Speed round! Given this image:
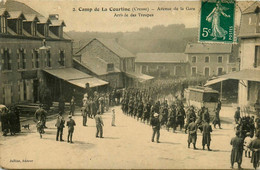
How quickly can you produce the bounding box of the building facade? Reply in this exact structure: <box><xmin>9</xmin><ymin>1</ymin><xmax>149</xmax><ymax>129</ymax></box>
<box><xmin>185</xmin><ymin>43</ymin><xmax>238</xmax><ymax>77</ymax></box>
<box><xmin>74</xmin><ymin>38</ymin><xmax>153</xmax><ymax>88</ymax></box>
<box><xmin>135</xmin><ymin>53</ymin><xmax>188</xmax><ymax>78</ymax></box>
<box><xmin>0</xmin><ymin>1</ymin><xmax>107</xmax><ymax>106</ymax></box>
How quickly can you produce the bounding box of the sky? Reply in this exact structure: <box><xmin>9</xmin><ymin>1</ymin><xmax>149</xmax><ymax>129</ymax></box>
<box><xmin>11</xmin><ymin>0</ymin><xmax>254</xmax><ymax>32</ymax></box>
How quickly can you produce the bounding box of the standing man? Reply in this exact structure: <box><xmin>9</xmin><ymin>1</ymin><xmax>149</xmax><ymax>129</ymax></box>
<box><xmin>230</xmin><ymin>131</ymin><xmax>244</xmax><ymax>169</ymax></box>
<box><xmin>201</xmin><ymin>120</ymin><xmax>213</xmax><ymax>151</ymax></box>
<box><xmin>82</xmin><ymin>107</ymin><xmax>87</xmax><ymax>126</ymax></box>
<box><xmin>187</xmin><ymin>117</ymin><xmax>198</xmax><ymax>150</ymax></box>
<box><xmin>111</xmin><ymin>109</ymin><xmax>116</xmax><ymax>126</ymax></box>
<box><xmin>67</xmin><ymin>115</ymin><xmax>76</xmax><ymax>143</ymax></box>
<box><xmin>69</xmin><ymin>96</ymin><xmax>75</xmax><ymax>116</ymax></box>
<box><xmin>213</xmin><ymin>109</ymin><xmax>222</xmax><ymax>129</ymax></box>
<box><xmin>234</xmin><ymin>107</ymin><xmax>241</xmax><ymax>124</ymax></box>
<box><xmin>95</xmin><ymin>111</ymin><xmax>104</xmax><ymax>138</ymax></box>
<box><xmin>55</xmin><ymin>112</ymin><xmax>65</xmax><ymax>141</ymax></box>
<box><xmin>150</xmin><ymin>113</ymin><xmax>160</xmax><ymax>143</ymax></box>
<box><xmin>248</xmin><ymin>131</ymin><xmax>260</xmax><ymax>170</ymax></box>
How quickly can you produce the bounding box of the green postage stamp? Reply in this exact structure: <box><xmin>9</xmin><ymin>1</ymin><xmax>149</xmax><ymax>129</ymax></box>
<box><xmin>199</xmin><ymin>0</ymin><xmax>236</xmax><ymax>43</ymax></box>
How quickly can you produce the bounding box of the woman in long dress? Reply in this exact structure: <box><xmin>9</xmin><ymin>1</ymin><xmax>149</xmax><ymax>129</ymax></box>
<box><xmin>206</xmin><ymin>1</ymin><xmax>230</xmax><ymax>40</ymax></box>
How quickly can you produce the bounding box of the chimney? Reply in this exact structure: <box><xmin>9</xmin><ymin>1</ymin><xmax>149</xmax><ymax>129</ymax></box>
<box><xmin>49</xmin><ymin>14</ymin><xmax>59</xmax><ymax>20</ymax></box>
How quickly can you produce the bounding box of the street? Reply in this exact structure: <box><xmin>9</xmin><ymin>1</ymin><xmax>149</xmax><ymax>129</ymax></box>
<box><xmin>0</xmin><ymin>106</ymin><xmax>256</xmax><ymax>169</ymax></box>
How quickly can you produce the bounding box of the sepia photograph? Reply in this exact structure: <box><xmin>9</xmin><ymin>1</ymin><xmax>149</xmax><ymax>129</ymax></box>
<box><xmin>0</xmin><ymin>0</ymin><xmax>260</xmax><ymax>169</ymax></box>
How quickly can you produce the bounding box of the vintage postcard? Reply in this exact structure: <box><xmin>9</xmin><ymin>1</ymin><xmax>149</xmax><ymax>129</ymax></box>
<box><xmin>0</xmin><ymin>0</ymin><xmax>260</xmax><ymax>169</ymax></box>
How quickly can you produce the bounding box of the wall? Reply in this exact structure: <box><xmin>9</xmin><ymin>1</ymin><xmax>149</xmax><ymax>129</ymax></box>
<box><xmin>0</xmin><ymin>35</ymin><xmax>72</xmax><ymax>105</ymax></box>
<box><xmin>240</xmin><ymin>38</ymin><xmax>260</xmax><ymax>70</ymax></box>
<box><xmin>187</xmin><ymin>53</ymin><xmax>231</xmax><ymax>76</ymax></box>
<box><xmin>80</xmin><ymin>39</ymin><xmax>121</xmax><ymax>69</ymax></box>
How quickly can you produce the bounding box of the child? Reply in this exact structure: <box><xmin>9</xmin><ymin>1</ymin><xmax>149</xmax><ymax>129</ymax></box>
<box><xmin>244</xmin><ymin>133</ymin><xmax>253</xmax><ymax>158</ymax></box>
<box><xmin>36</xmin><ymin>121</ymin><xmax>44</xmax><ymax>138</ymax></box>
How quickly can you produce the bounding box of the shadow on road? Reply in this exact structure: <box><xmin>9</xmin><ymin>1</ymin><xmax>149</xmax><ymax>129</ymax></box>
<box><xmin>160</xmin><ymin>141</ymin><xmax>181</xmax><ymax>145</ymax></box>
<box><xmin>101</xmin><ymin>136</ymin><xmax>120</xmax><ymax>140</ymax></box>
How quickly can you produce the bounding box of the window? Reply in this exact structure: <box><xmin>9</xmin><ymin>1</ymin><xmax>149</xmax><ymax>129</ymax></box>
<box><xmin>18</xmin><ymin>48</ymin><xmax>26</xmax><ymax>69</ymax></box>
<box><xmin>204</xmin><ymin>67</ymin><xmax>210</xmax><ymax>77</ymax></box>
<box><xmin>107</xmin><ymin>63</ymin><xmax>114</xmax><ymax>72</ymax></box>
<box><xmin>17</xmin><ymin>19</ymin><xmax>23</xmax><ymax>35</ymax></box>
<box><xmin>191</xmin><ymin>67</ymin><xmax>197</xmax><ymax>76</ymax></box>
<box><xmin>205</xmin><ymin>56</ymin><xmax>210</xmax><ymax>63</ymax></box>
<box><xmin>46</xmin><ymin>50</ymin><xmax>51</xmax><ymax>67</ymax></box>
<box><xmin>217</xmin><ymin>67</ymin><xmax>223</xmax><ymax>75</ymax></box>
<box><xmin>32</xmin><ymin>50</ymin><xmax>39</xmax><ymax>69</ymax></box>
<box><xmin>232</xmin><ymin>68</ymin><xmax>236</xmax><ymax>72</ymax></box>
<box><xmin>218</xmin><ymin>56</ymin><xmax>223</xmax><ymax>63</ymax></box>
<box><xmin>141</xmin><ymin>65</ymin><xmax>148</xmax><ymax>74</ymax></box>
<box><xmin>2</xmin><ymin>48</ymin><xmax>11</xmax><ymax>70</ymax></box>
<box><xmin>192</xmin><ymin>56</ymin><xmax>196</xmax><ymax>63</ymax></box>
<box><xmin>3</xmin><ymin>84</ymin><xmax>12</xmax><ymax>105</ymax></box>
<box><xmin>254</xmin><ymin>46</ymin><xmax>260</xmax><ymax>68</ymax></box>
<box><xmin>59</xmin><ymin>50</ymin><xmax>65</xmax><ymax>66</ymax></box>
<box><xmin>0</xmin><ymin>16</ymin><xmax>7</xmax><ymax>33</ymax></box>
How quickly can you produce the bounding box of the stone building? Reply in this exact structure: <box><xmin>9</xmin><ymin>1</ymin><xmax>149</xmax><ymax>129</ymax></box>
<box><xmin>135</xmin><ymin>53</ymin><xmax>188</xmax><ymax>78</ymax></box>
<box><xmin>205</xmin><ymin>2</ymin><xmax>260</xmax><ymax>110</ymax></box>
<box><xmin>0</xmin><ymin>1</ymin><xmax>107</xmax><ymax>106</ymax></box>
<box><xmin>74</xmin><ymin>38</ymin><xmax>153</xmax><ymax>89</ymax></box>
<box><xmin>185</xmin><ymin>43</ymin><xmax>238</xmax><ymax>77</ymax></box>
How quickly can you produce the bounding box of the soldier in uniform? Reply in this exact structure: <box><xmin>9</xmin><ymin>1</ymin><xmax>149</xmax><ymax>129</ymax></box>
<box><xmin>185</xmin><ymin>106</ymin><xmax>196</xmax><ymax>133</ymax></box>
<box><xmin>201</xmin><ymin>120</ymin><xmax>213</xmax><ymax>151</ymax></box>
<box><xmin>137</xmin><ymin>101</ymin><xmax>144</xmax><ymax>122</ymax></box>
<box><xmin>203</xmin><ymin>108</ymin><xmax>210</xmax><ymax>124</ymax></box>
<box><xmin>128</xmin><ymin>98</ymin><xmax>134</xmax><ymax>117</ymax></box>
<box><xmin>95</xmin><ymin>111</ymin><xmax>104</xmax><ymax>138</ymax></box>
<box><xmin>230</xmin><ymin>131</ymin><xmax>244</xmax><ymax>169</ymax></box>
<box><xmin>187</xmin><ymin>117</ymin><xmax>197</xmax><ymax>150</ymax></box>
<box><xmin>248</xmin><ymin>131</ymin><xmax>260</xmax><ymax>170</ymax></box>
<box><xmin>55</xmin><ymin>112</ymin><xmax>65</xmax><ymax>141</ymax></box>
<box><xmin>213</xmin><ymin>109</ymin><xmax>222</xmax><ymax>129</ymax></box>
<box><xmin>144</xmin><ymin>102</ymin><xmax>151</xmax><ymax>124</ymax></box>
<box><xmin>234</xmin><ymin>107</ymin><xmax>241</xmax><ymax>124</ymax></box>
<box><xmin>67</xmin><ymin>115</ymin><xmax>76</xmax><ymax>143</ymax></box>
<box><xmin>151</xmin><ymin>113</ymin><xmax>160</xmax><ymax>143</ymax></box>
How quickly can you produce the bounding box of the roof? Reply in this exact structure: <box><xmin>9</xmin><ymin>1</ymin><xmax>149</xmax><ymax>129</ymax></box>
<box><xmin>37</xmin><ymin>16</ymin><xmax>51</xmax><ymax>24</ymax></box>
<box><xmin>43</xmin><ymin>68</ymin><xmax>92</xmax><ymax>80</ymax></box>
<box><xmin>74</xmin><ymin>55</ymin><xmax>121</xmax><ymax>76</ymax></box>
<box><xmin>24</xmin><ymin>14</ymin><xmax>39</xmax><ymax>22</ymax></box>
<box><xmin>2</xmin><ymin>0</ymin><xmax>43</xmax><ymax>16</ymax></box>
<box><xmin>8</xmin><ymin>11</ymin><xmax>26</xmax><ymax>20</ymax></box>
<box><xmin>204</xmin><ymin>69</ymin><xmax>260</xmax><ymax>86</ymax></box>
<box><xmin>0</xmin><ymin>8</ymin><xmax>9</xmax><ymax>17</ymax></box>
<box><xmin>43</xmin><ymin>68</ymin><xmax>108</xmax><ymax>88</ymax></box>
<box><xmin>50</xmin><ymin>19</ymin><xmax>66</xmax><ymax>27</ymax></box>
<box><xmin>185</xmin><ymin>43</ymin><xmax>232</xmax><ymax>54</ymax></box>
<box><xmin>243</xmin><ymin>2</ymin><xmax>260</xmax><ymax>14</ymax></box>
<box><xmin>76</xmin><ymin>38</ymin><xmax>136</xmax><ymax>58</ymax></box>
<box><xmin>125</xmin><ymin>72</ymin><xmax>154</xmax><ymax>82</ymax></box>
<box><xmin>188</xmin><ymin>86</ymin><xmax>219</xmax><ymax>93</ymax></box>
<box><xmin>136</xmin><ymin>53</ymin><xmax>188</xmax><ymax>63</ymax></box>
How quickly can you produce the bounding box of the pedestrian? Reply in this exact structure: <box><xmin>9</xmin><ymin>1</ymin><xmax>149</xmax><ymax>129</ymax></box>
<box><xmin>151</xmin><ymin>113</ymin><xmax>160</xmax><ymax>143</ymax></box>
<box><xmin>201</xmin><ymin>120</ymin><xmax>213</xmax><ymax>151</ymax></box>
<box><xmin>95</xmin><ymin>111</ymin><xmax>104</xmax><ymax>138</ymax></box>
<box><xmin>34</xmin><ymin>104</ymin><xmax>47</xmax><ymax>129</ymax></box>
<box><xmin>248</xmin><ymin>131</ymin><xmax>260</xmax><ymax>170</ymax></box>
<box><xmin>8</xmin><ymin>107</ymin><xmax>16</xmax><ymax>136</ymax></box>
<box><xmin>213</xmin><ymin>109</ymin><xmax>222</xmax><ymax>129</ymax></box>
<box><xmin>82</xmin><ymin>107</ymin><xmax>87</xmax><ymax>126</ymax></box>
<box><xmin>66</xmin><ymin>115</ymin><xmax>76</xmax><ymax>143</ymax></box>
<box><xmin>69</xmin><ymin>96</ymin><xmax>75</xmax><ymax>116</ymax></box>
<box><xmin>244</xmin><ymin>132</ymin><xmax>253</xmax><ymax>158</ymax></box>
<box><xmin>36</xmin><ymin>120</ymin><xmax>44</xmax><ymax>139</ymax></box>
<box><xmin>187</xmin><ymin>117</ymin><xmax>197</xmax><ymax>150</ymax></box>
<box><xmin>55</xmin><ymin>112</ymin><xmax>65</xmax><ymax>141</ymax></box>
<box><xmin>230</xmin><ymin>131</ymin><xmax>244</xmax><ymax>169</ymax></box>
<box><xmin>111</xmin><ymin>109</ymin><xmax>116</xmax><ymax>126</ymax></box>
<box><xmin>234</xmin><ymin>107</ymin><xmax>241</xmax><ymax>124</ymax></box>
<box><xmin>203</xmin><ymin>108</ymin><xmax>210</xmax><ymax>123</ymax></box>
<box><xmin>1</xmin><ymin>106</ymin><xmax>9</xmax><ymax>136</ymax></box>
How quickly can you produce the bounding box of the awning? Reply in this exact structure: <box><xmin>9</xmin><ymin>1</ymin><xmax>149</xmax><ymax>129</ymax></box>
<box><xmin>204</xmin><ymin>69</ymin><xmax>260</xmax><ymax>86</ymax></box>
<box><xmin>43</xmin><ymin>68</ymin><xmax>108</xmax><ymax>88</ymax></box>
<box><xmin>125</xmin><ymin>72</ymin><xmax>154</xmax><ymax>82</ymax></box>
<box><xmin>68</xmin><ymin>77</ymin><xmax>108</xmax><ymax>88</ymax></box>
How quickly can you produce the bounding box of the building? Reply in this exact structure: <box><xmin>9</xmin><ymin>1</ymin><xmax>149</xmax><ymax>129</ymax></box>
<box><xmin>0</xmin><ymin>1</ymin><xmax>108</xmax><ymax>106</ymax></box>
<box><xmin>135</xmin><ymin>53</ymin><xmax>188</xmax><ymax>78</ymax></box>
<box><xmin>185</xmin><ymin>43</ymin><xmax>238</xmax><ymax>77</ymax></box>
<box><xmin>74</xmin><ymin>38</ymin><xmax>153</xmax><ymax>89</ymax></box>
<box><xmin>205</xmin><ymin>2</ymin><xmax>260</xmax><ymax>110</ymax></box>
